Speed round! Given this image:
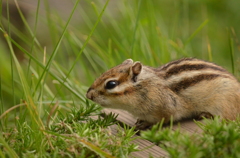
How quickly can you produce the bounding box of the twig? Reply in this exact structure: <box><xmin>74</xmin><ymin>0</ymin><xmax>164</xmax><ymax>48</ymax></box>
<box><xmin>0</xmin><ymin>103</ymin><xmax>26</xmax><ymax>119</ymax></box>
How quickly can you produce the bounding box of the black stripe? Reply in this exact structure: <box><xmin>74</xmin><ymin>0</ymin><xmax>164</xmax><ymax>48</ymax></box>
<box><xmin>164</xmin><ymin>64</ymin><xmax>226</xmax><ymax>79</ymax></box>
<box><xmin>160</xmin><ymin>58</ymin><xmax>195</xmax><ymax>71</ymax></box>
<box><xmin>170</xmin><ymin>74</ymin><xmax>222</xmax><ymax>93</ymax></box>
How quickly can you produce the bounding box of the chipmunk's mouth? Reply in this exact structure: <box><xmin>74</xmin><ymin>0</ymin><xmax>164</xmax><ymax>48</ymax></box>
<box><xmin>86</xmin><ymin>90</ymin><xmax>106</xmax><ymax>105</ymax></box>
<box><xmin>86</xmin><ymin>88</ymin><xmax>96</xmax><ymax>101</ymax></box>
<box><xmin>86</xmin><ymin>89</ymin><xmax>115</xmax><ymax>108</ymax></box>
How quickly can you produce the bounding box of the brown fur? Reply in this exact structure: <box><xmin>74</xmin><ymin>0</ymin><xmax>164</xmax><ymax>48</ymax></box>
<box><xmin>86</xmin><ymin>58</ymin><xmax>240</xmax><ymax>129</ymax></box>
<box><xmin>163</xmin><ymin>63</ymin><xmax>227</xmax><ymax>79</ymax></box>
<box><xmin>170</xmin><ymin>74</ymin><xmax>223</xmax><ymax>93</ymax></box>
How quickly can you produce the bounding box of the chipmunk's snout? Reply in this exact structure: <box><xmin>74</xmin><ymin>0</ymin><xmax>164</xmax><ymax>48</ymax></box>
<box><xmin>86</xmin><ymin>87</ymin><xmax>94</xmax><ymax>100</ymax></box>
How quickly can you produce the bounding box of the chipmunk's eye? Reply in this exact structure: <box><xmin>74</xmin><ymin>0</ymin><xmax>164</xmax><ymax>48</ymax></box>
<box><xmin>105</xmin><ymin>80</ymin><xmax>118</xmax><ymax>89</ymax></box>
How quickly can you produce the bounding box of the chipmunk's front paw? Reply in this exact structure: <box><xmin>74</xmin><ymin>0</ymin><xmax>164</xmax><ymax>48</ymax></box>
<box><xmin>135</xmin><ymin>119</ymin><xmax>153</xmax><ymax>130</ymax></box>
<box><xmin>197</xmin><ymin>112</ymin><xmax>214</xmax><ymax>120</ymax></box>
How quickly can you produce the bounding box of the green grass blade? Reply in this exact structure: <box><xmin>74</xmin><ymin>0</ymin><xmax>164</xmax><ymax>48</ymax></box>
<box><xmin>184</xmin><ymin>19</ymin><xmax>209</xmax><ymax>47</ymax></box>
<box><xmin>0</xmin><ymin>134</ymin><xmax>18</xmax><ymax>158</ymax></box>
<box><xmin>2</xmin><ymin>38</ymin><xmax>85</xmax><ymax>101</ymax></box>
<box><xmin>4</xmin><ymin>32</ymin><xmax>44</xmax><ymax>129</ymax></box>
<box><xmin>228</xmin><ymin>28</ymin><xmax>235</xmax><ymax>74</ymax></box>
<box><xmin>13</xmin><ymin>0</ymin><xmax>41</xmax><ymax>47</ymax></box>
<box><xmin>27</xmin><ymin>0</ymin><xmax>41</xmax><ymax>78</ymax></box>
<box><xmin>68</xmin><ymin>0</ymin><xmax>110</xmax><ymax>76</ymax></box>
<box><xmin>130</xmin><ymin>0</ymin><xmax>142</xmax><ymax>56</ymax></box>
<box><xmin>49</xmin><ymin>0</ymin><xmax>110</xmax><ymax>102</ymax></box>
<box><xmin>43</xmin><ymin>0</ymin><xmax>58</xmax><ymax>44</ymax></box>
<box><xmin>0</xmin><ymin>68</ymin><xmax>3</xmax><ymax>129</ymax></box>
<box><xmin>207</xmin><ymin>37</ymin><xmax>212</xmax><ymax>61</ymax></box>
<box><xmin>33</xmin><ymin>0</ymin><xmax>81</xmax><ymax>98</ymax></box>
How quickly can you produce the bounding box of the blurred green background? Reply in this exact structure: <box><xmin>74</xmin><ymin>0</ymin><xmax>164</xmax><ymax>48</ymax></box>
<box><xmin>1</xmin><ymin>0</ymin><xmax>240</xmax><ymax>110</ymax></box>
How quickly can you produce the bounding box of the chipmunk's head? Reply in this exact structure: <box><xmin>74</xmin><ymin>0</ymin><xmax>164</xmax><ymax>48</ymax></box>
<box><xmin>86</xmin><ymin>59</ymin><xmax>143</xmax><ymax>108</ymax></box>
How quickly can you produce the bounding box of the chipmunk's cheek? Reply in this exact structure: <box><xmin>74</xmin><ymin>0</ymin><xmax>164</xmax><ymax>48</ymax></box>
<box><xmin>93</xmin><ymin>97</ymin><xmax>111</xmax><ymax>107</ymax></box>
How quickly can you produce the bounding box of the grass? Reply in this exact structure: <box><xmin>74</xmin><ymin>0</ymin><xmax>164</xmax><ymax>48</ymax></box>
<box><xmin>141</xmin><ymin>118</ymin><xmax>240</xmax><ymax>158</ymax></box>
<box><xmin>0</xmin><ymin>0</ymin><xmax>240</xmax><ymax>157</ymax></box>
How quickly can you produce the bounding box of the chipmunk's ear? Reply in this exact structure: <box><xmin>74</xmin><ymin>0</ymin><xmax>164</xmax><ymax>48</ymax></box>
<box><xmin>131</xmin><ymin>62</ymin><xmax>142</xmax><ymax>82</ymax></box>
<box><xmin>122</xmin><ymin>59</ymin><xmax>133</xmax><ymax>65</ymax></box>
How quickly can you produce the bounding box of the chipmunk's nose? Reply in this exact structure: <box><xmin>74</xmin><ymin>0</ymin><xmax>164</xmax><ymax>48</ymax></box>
<box><xmin>86</xmin><ymin>88</ymin><xmax>94</xmax><ymax>100</ymax></box>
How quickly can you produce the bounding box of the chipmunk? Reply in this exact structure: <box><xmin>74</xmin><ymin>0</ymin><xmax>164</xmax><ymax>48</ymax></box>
<box><xmin>86</xmin><ymin>58</ymin><xmax>240</xmax><ymax>130</ymax></box>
